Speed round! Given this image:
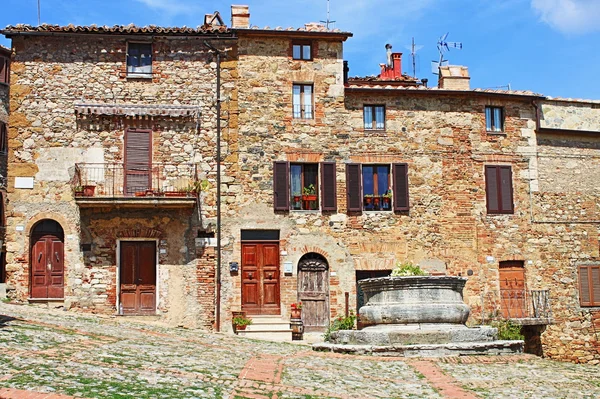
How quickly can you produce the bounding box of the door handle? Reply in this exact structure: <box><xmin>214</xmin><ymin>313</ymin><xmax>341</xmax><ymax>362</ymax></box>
<box><xmin>38</xmin><ymin>253</ymin><xmax>43</xmax><ymax>262</ymax></box>
<box><xmin>248</xmin><ymin>272</ymin><xmax>253</xmax><ymax>280</ymax></box>
<box><xmin>268</xmin><ymin>273</ymin><xmax>273</xmax><ymax>280</ymax></box>
<box><xmin>56</xmin><ymin>252</ymin><xmax>60</xmax><ymax>262</ymax></box>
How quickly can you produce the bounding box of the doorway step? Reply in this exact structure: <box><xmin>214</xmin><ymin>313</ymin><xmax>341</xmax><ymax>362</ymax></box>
<box><xmin>236</xmin><ymin>315</ymin><xmax>293</xmax><ymax>342</ymax></box>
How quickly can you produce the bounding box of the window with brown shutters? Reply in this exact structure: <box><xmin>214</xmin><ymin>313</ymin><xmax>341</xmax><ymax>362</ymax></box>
<box><xmin>290</xmin><ymin>163</ymin><xmax>318</xmax><ymax>210</ymax></box>
<box><xmin>321</xmin><ymin>162</ymin><xmax>337</xmax><ymax>211</ymax></box>
<box><xmin>124</xmin><ymin>129</ymin><xmax>152</xmax><ymax>196</ymax></box>
<box><xmin>393</xmin><ymin>163</ymin><xmax>409</xmax><ymax>211</ymax></box>
<box><xmin>0</xmin><ymin>54</ymin><xmax>9</xmax><ymax>85</ymax></box>
<box><xmin>273</xmin><ymin>161</ymin><xmax>290</xmax><ymax>211</ymax></box>
<box><xmin>579</xmin><ymin>265</ymin><xmax>600</xmax><ymax>307</ymax></box>
<box><xmin>346</xmin><ymin>164</ymin><xmax>362</xmax><ymax>212</ymax></box>
<box><xmin>485</xmin><ymin>165</ymin><xmax>514</xmax><ymax>214</ymax></box>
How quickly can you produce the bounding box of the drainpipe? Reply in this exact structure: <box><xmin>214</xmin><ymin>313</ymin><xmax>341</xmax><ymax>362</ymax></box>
<box><xmin>205</xmin><ymin>41</ymin><xmax>223</xmax><ymax>332</ymax></box>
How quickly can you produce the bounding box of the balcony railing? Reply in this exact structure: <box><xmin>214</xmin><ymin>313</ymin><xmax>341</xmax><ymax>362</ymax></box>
<box><xmin>481</xmin><ymin>289</ymin><xmax>553</xmax><ymax>325</ymax></box>
<box><xmin>74</xmin><ymin>163</ymin><xmax>198</xmax><ymax>198</ymax></box>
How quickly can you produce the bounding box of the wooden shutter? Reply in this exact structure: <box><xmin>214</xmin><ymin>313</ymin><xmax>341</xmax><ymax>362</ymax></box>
<box><xmin>321</xmin><ymin>162</ymin><xmax>337</xmax><ymax>211</ymax></box>
<box><xmin>125</xmin><ymin>129</ymin><xmax>152</xmax><ymax>195</ymax></box>
<box><xmin>393</xmin><ymin>163</ymin><xmax>409</xmax><ymax>211</ymax></box>
<box><xmin>345</xmin><ymin>164</ymin><xmax>362</xmax><ymax>212</ymax></box>
<box><xmin>273</xmin><ymin>161</ymin><xmax>289</xmax><ymax>211</ymax></box>
<box><xmin>499</xmin><ymin>166</ymin><xmax>514</xmax><ymax>213</ymax></box>
<box><xmin>485</xmin><ymin>166</ymin><xmax>500</xmax><ymax>213</ymax></box>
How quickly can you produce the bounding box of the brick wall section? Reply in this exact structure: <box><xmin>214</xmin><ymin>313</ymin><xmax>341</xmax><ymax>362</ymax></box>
<box><xmin>196</xmin><ymin>245</ymin><xmax>216</xmax><ymax>331</ymax></box>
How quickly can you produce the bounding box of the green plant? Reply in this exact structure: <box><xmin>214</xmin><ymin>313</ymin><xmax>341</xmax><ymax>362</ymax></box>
<box><xmin>391</xmin><ymin>261</ymin><xmax>427</xmax><ymax>276</ymax></box>
<box><xmin>323</xmin><ymin>311</ymin><xmax>356</xmax><ymax>342</ymax></box>
<box><xmin>364</xmin><ymin>194</ymin><xmax>374</xmax><ymax>198</ymax></box>
<box><xmin>302</xmin><ymin>184</ymin><xmax>315</xmax><ymax>195</ymax></box>
<box><xmin>382</xmin><ymin>189</ymin><xmax>393</xmax><ymax>198</ymax></box>
<box><xmin>232</xmin><ymin>315</ymin><xmax>253</xmax><ymax>327</ymax></box>
<box><xmin>73</xmin><ymin>185</ymin><xmax>83</xmax><ymax>192</ymax></box>
<box><xmin>491</xmin><ymin>320</ymin><xmax>524</xmax><ymax>340</ymax></box>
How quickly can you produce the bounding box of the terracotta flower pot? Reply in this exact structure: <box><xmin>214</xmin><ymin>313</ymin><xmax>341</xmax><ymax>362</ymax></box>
<box><xmin>291</xmin><ymin>308</ymin><xmax>302</xmax><ymax>319</ymax></box>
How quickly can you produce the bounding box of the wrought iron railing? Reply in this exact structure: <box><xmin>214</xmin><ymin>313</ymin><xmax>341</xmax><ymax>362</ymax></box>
<box><xmin>74</xmin><ymin>163</ymin><xmax>198</xmax><ymax>198</ymax></box>
<box><xmin>481</xmin><ymin>289</ymin><xmax>552</xmax><ymax>324</ymax></box>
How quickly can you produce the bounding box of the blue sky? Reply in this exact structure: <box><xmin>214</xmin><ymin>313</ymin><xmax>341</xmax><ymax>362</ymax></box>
<box><xmin>1</xmin><ymin>0</ymin><xmax>599</xmax><ymax>99</ymax></box>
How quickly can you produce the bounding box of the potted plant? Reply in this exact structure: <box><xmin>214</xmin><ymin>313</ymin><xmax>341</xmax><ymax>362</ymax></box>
<box><xmin>382</xmin><ymin>190</ymin><xmax>392</xmax><ymax>209</ymax></box>
<box><xmin>302</xmin><ymin>184</ymin><xmax>316</xmax><ymax>200</ymax></box>
<box><xmin>73</xmin><ymin>185</ymin><xmax>84</xmax><ymax>196</ymax></box>
<box><xmin>82</xmin><ymin>185</ymin><xmax>96</xmax><ymax>197</ymax></box>
<box><xmin>291</xmin><ymin>302</ymin><xmax>302</xmax><ymax>319</ymax></box>
<box><xmin>364</xmin><ymin>194</ymin><xmax>373</xmax><ymax>205</ymax></box>
<box><xmin>232</xmin><ymin>315</ymin><xmax>253</xmax><ymax>332</ymax></box>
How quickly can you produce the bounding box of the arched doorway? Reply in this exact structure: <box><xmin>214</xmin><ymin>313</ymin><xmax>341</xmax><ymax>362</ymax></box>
<box><xmin>30</xmin><ymin>219</ymin><xmax>65</xmax><ymax>299</ymax></box>
<box><xmin>297</xmin><ymin>253</ymin><xmax>329</xmax><ymax>331</ymax></box>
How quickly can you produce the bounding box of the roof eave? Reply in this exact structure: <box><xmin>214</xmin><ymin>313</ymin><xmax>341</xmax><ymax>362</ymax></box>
<box><xmin>232</xmin><ymin>28</ymin><xmax>352</xmax><ymax>41</ymax></box>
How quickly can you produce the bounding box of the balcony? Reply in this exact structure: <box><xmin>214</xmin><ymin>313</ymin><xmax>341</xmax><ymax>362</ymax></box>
<box><xmin>482</xmin><ymin>289</ymin><xmax>553</xmax><ymax>326</ymax></box>
<box><xmin>73</xmin><ymin>163</ymin><xmax>200</xmax><ymax>208</ymax></box>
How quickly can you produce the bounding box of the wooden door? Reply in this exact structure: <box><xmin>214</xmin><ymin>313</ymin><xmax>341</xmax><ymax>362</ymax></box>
<box><xmin>124</xmin><ymin>129</ymin><xmax>152</xmax><ymax>196</ymax></box>
<box><xmin>297</xmin><ymin>254</ymin><xmax>329</xmax><ymax>331</ymax></box>
<box><xmin>30</xmin><ymin>235</ymin><xmax>64</xmax><ymax>299</ymax></box>
<box><xmin>120</xmin><ymin>241</ymin><xmax>156</xmax><ymax>315</ymax></box>
<box><xmin>499</xmin><ymin>262</ymin><xmax>526</xmax><ymax>318</ymax></box>
<box><xmin>241</xmin><ymin>243</ymin><xmax>280</xmax><ymax>315</ymax></box>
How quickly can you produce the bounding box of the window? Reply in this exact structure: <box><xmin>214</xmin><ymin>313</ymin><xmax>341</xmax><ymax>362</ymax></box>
<box><xmin>127</xmin><ymin>43</ymin><xmax>152</xmax><ymax>77</ymax></box>
<box><xmin>273</xmin><ymin>161</ymin><xmax>336</xmax><ymax>211</ymax></box>
<box><xmin>364</xmin><ymin>105</ymin><xmax>385</xmax><ymax>130</ymax></box>
<box><xmin>0</xmin><ymin>122</ymin><xmax>7</xmax><ymax>154</ymax></box>
<box><xmin>485</xmin><ymin>165</ymin><xmax>514</xmax><ymax>214</ymax></box>
<box><xmin>0</xmin><ymin>54</ymin><xmax>9</xmax><ymax>84</ymax></box>
<box><xmin>292</xmin><ymin>84</ymin><xmax>313</xmax><ymax>119</ymax></box>
<box><xmin>346</xmin><ymin>163</ymin><xmax>409</xmax><ymax>212</ymax></box>
<box><xmin>485</xmin><ymin>106</ymin><xmax>504</xmax><ymax>132</ymax></box>
<box><xmin>292</xmin><ymin>42</ymin><xmax>312</xmax><ymax>60</ymax></box>
<box><xmin>579</xmin><ymin>265</ymin><xmax>600</xmax><ymax>307</ymax></box>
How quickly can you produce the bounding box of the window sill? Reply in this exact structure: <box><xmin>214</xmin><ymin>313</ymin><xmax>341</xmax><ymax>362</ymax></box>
<box><xmin>126</xmin><ymin>74</ymin><xmax>153</xmax><ymax>80</ymax></box>
<box><xmin>364</xmin><ymin>129</ymin><xmax>386</xmax><ymax>132</ymax></box>
<box><xmin>290</xmin><ymin>210</ymin><xmax>320</xmax><ymax>213</ymax></box>
<box><xmin>292</xmin><ymin>58</ymin><xmax>313</xmax><ymax>61</ymax></box>
<box><xmin>485</xmin><ymin>130</ymin><xmax>506</xmax><ymax>135</ymax></box>
<box><xmin>486</xmin><ymin>212</ymin><xmax>515</xmax><ymax>216</ymax></box>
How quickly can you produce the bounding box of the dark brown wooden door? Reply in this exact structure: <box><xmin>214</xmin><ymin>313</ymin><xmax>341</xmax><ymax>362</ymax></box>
<box><xmin>241</xmin><ymin>243</ymin><xmax>280</xmax><ymax>315</ymax></box>
<box><xmin>298</xmin><ymin>254</ymin><xmax>329</xmax><ymax>331</ymax></box>
<box><xmin>30</xmin><ymin>235</ymin><xmax>64</xmax><ymax>299</ymax></box>
<box><xmin>500</xmin><ymin>262</ymin><xmax>526</xmax><ymax>318</ymax></box>
<box><xmin>124</xmin><ymin>129</ymin><xmax>152</xmax><ymax>196</ymax></box>
<box><xmin>120</xmin><ymin>241</ymin><xmax>156</xmax><ymax>315</ymax></box>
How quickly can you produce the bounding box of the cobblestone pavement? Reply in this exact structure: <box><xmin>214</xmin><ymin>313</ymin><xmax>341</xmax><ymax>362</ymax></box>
<box><xmin>1</xmin><ymin>303</ymin><xmax>600</xmax><ymax>399</ymax></box>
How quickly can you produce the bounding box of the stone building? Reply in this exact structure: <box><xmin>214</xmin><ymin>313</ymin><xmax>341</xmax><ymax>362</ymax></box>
<box><xmin>2</xmin><ymin>5</ymin><xmax>600</xmax><ymax>363</ymax></box>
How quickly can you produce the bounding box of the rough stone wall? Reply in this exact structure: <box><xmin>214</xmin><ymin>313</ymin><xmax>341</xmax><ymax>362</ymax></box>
<box><xmin>5</xmin><ymin>33</ymin><xmax>234</xmax><ymax>326</ymax></box>
<box><xmin>540</xmin><ymin>100</ymin><xmax>600</xmax><ymax>132</ymax></box>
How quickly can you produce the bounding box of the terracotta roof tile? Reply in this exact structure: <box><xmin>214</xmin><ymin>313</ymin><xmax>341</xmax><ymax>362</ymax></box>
<box><xmin>2</xmin><ymin>23</ymin><xmax>230</xmax><ymax>35</ymax></box>
<box><xmin>346</xmin><ymin>83</ymin><xmax>543</xmax><ymax>97</ymax></box>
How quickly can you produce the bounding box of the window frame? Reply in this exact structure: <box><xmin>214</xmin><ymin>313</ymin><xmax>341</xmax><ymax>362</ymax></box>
<box><xmin>126</xmin><ymin>42</ymin><xmax>153</xmax><ymax>78</ymax></box>
<box><xmin>485</xmin><ymin>106</ymin><xmax>504</xmax><ymax>133</ymax></box>
<box><xmin>485</xmin><ymin>165</ymin><xmax>514</xmax><ymax>214</ymax></box>
<box><xmin>292</xmin><ymin>41</ymin><xmax>313</xmax><ymax>61</ymax></box>
<box><xmin>579</xmin><ymin>264</ymin><xmax>600</xmax><ymax>307</ymax></box>
<box><xmin>273</xmin><ymin>161</ymin><xmax>337</xmax><ymax>212</ymax></box>
<box><xmin>290</xmin><ymin>163</ymin><xmax>319</xmax><ymax>211</ymax></box>
<box><xmin>363</xmin><ymin>105</ymin><xmax>386</xmax><ymax>131</ymax></box>
<box><xmin>292</xmin><ymin>83</ymin><xmax>314</xmax><ymax>120</ymax></box>
<box><xmin>346</xmin><ymin>163</ymin><xmax>409</xmax><ymax>213</ymax></box>
<box><xmin>0</xmin><ymin>53</ymin><xmax>9</xmax><ymax>85</ymax></box>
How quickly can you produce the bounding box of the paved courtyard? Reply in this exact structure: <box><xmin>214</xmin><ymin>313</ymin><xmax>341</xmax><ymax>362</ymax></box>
<box><xmin>0</xmin><ymin>302</ymin><xmax>599</xmax><ymax>399</ymax></box>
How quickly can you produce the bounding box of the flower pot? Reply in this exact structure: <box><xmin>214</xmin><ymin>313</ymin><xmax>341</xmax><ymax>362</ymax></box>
<box><xmin>235</xmin><ymin>324</ymin><xmax>247</xmax><ymax>331</ymax></box>
<box><xmin>83</xmin><ymin>185</ymin><xmax>95</xmax><ymax>197</ymax></box>
<box><xmin>364</xmin><ymin>196</ymin><xmax>372</xmax><ymax>204</ymax></box>
<box><xmin>291</xmin><ymin>308</ymin><xmax>302</xmax><ymax>319</ymax></box>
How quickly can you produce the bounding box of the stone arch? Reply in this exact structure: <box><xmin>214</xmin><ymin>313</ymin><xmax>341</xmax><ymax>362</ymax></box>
<box><xmin>297</xmin><ymin>252</ymin><xmax>330</xmax><ymax>331</ymax></box>
<box><xmin>29</xmin><ymin>218</ymin><xmax>65</xmax><ymax>299</ymax></box>
<box><xmin>25</xmin><ymin>212</ymin><xmax>74</xmax><ymax>239</ymax></box>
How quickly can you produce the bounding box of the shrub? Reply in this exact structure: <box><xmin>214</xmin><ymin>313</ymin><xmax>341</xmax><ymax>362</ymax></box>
<box><xmin>232</xmin><ymin>315</ymin><xmax>253</xmax><ymax>327</ymax></box>
<box><xmin>492</xmin><ymin>320</ymin><xmax>524</xmax><ymax>340</ymax></box>
<box><xmin>391</xmin><ymin>261</ymin><xmax>427</xmax><ymax>276</ymax></box>
<box><xmin>323</xmin><ymin>311</ymin><xmax>356</xmax><ymax>342</ymax></box>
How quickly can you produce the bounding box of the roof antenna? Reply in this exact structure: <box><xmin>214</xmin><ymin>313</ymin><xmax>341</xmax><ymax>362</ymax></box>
<box><xmin>319</xmin><ymin>0</ymin><xmax>336</xmax><ymax>29</ymax></box>
<box><xmin>405</xmin><ymin>37</ymin><xmax>423</xmax><ymax>78</ymax></box>
<box><xmin>37</xmin><ymin>0</ymin><xmax>41</xmax><ymax>26</ymax></box>
<box><xmin>431</xmin><ymin>32</ymin><xmax>462</xmax><ymax>75</ymax></box>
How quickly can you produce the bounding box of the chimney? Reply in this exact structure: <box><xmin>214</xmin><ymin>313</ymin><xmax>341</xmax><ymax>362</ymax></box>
<box><xmin>438</xmin><ymin>65</ymin><xmax>470</xmax><ymax>90</ymax></box>
<box><xmin>379</xmin><ymin>44</ymin><xmax>403</xmax><ymax>80</ymax></box>
<box><xmin>231</xmin><ymin>5</ymin><xmax>250</xmax><ymax>28</ymax></box>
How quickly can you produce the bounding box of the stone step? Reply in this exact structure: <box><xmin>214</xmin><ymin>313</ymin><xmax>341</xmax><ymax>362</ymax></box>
<box><xmin>236</xmin><ymin>315</ymin><xmax>295</xmax><ymax>341</ymax></box>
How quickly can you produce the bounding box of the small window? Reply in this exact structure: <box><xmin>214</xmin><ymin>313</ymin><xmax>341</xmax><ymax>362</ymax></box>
<box><xmin>292</xmin><ymin>42</ymin><xmax>312</xmax><ymax>60</ymax></box>
<box><xmin>293</xmin><ymin>84</ymin><xmax>313</xmax><ymax>119</ymax></box>
<box><xmin>291</xmin><ymin>163</ymin><xmax>319</xmax><ymax>210</ymax></box>
<box><xmin>362</xmin><ymin>165</ymin><xmax>391</xmax><ymax>211</ymax></box>
<box><xmin>346</xmin><ymin>164</ymin><xmax>409</xmax><ymax>212</ymax></box>
<box><xmin>485</xmin><ymin>106</ymin><xmax>504</xmax><ymax>132</ymax></box>
<box><xmin>579</xmin><ymin>265</ymin><xmax>600</xmax><ymax>307</ymax></box>
<box><xmin>485</xmin><ymin>165</ymin><xmax>514</xmax><ymax>214</ymax></box>
<box><xmin>127</xmin><ymin>43</ymin><xmax>152</xmax><ymax>78</ymax></box>
<box><xmin>0</xmin><ymin>54</ymin><xmax>9</xmax><ymax>84</ymax></box>
<box><xmin>364</xmin><ymin>105</ymin><xmax>385</xmax><ymax>130</ymax></box>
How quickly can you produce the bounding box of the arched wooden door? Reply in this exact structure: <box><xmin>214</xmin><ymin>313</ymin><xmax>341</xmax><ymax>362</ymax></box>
<box><xmin>499</xmin><ymin>261</ymin><xmax>526</xmax><ymax>318</ymax></box>
<box><xmin>30</xmin><ymin>220</ymin><xmax>64</xmax><ymax>299</ymax></box>
<box><xmin>297</xmin><ymin>253</ymin><xmax>329</xmax><ymax>331</ymax></box>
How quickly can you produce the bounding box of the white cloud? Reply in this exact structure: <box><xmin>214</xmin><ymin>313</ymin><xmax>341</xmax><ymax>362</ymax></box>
<box><xmin>531</xmin><ymin>0</ymin><xmax>600</xmax><ymax>34</ymax></box>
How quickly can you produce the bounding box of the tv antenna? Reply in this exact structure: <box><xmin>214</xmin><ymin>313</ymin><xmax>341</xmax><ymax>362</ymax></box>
<box><xmin>431</xmin><ymin>32</ymin><xmax>462</xmax><ymax>75</ymax></box>
<box><xmin>319</xmin><ymin>0</ymin><xmax>336</xmax><ymax>29</ymax></box>
<box><xmin>37</xmin><ymin>0</ymin><xmax>41</xmax><ymax>26</ymax></box>
<box><xmin>405</xmin><ymin>37</ymin><xmax>423</xmax><ymax>78</ymax></box>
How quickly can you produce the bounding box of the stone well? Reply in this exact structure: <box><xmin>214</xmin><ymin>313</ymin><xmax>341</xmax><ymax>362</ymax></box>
<box><xmin>313</xmin><ymin>276</ymin><xmax>523</xmax><ymax>357</ymax></box>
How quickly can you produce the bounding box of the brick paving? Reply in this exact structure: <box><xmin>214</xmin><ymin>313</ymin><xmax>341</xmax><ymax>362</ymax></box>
<box><xmin>1</xmin><ymin>303</ymin><xmax>600</xmax><ymax>399</ymax></box>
